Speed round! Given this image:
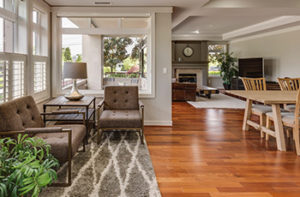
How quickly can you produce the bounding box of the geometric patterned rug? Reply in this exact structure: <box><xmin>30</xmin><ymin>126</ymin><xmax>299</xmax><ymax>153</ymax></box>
<box><xmin>40</xmin><ymin>131</ymin><xmax>161</xmax><ymax>197</ymax></box>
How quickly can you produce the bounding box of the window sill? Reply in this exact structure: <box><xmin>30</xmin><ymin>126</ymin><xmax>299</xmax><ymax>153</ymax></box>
<box><xmin>59</xmin><ymin>89</ymin><xmax>155</xmax><ymax>99</ymax></box>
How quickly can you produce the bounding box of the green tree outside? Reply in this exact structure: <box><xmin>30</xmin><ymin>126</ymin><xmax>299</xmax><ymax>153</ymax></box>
<box><xmin>63</xmin><ymin>47</ymin><xmax>72</xmax><ymax>62</ymax></box>
<box><xmin>103</xmin><ymin>37</ymin><xmax>133</xmax><ymax>73</ymax></box>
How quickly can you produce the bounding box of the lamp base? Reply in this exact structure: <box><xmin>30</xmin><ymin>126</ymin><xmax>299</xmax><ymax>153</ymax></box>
<box><xmin>64</xmin><ymin>79</ymin><xmax>84</xmax><ymax>101</ymax></box>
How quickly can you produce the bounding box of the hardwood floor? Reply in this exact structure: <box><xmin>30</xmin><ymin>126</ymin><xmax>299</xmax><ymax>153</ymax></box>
<box><xmin>145</xmin><ymin>102</ymin><xmax>300</xmax><ymax>197</ymax></box>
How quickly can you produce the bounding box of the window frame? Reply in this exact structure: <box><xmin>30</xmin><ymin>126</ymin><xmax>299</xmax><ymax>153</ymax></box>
<box><xmin>52</xmin><ymin>9</ymin><xmax>156</xmax><ymax>98</ymax></box>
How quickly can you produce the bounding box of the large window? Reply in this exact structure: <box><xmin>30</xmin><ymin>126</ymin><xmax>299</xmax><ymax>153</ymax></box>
<box><xmin>59</xmin><ymin>16</ymin><xmax>153</xmax><ymax>95</ymax></box>
<box><xmin>61</xmin><ymin>34</ymin><xmax>84</xmax><ymax>89</ymax></box>
<box><xmin>32</xmin><ymin>8</ymin><xmax>47</xmax><ymax>56</ymax></box>
<box><xmin>31</xmin><ymin>7</ymin><xmax>49</xmax><ymax>96</ymax></box>
<box><xmin>208</xmin><ymin>44</ymin><xmax>227</xmax><ymax>76</ymax></box>
<box><xmin>102</xmin><ymin>36</ymin><xmax>148</xmax><ymax>90</ymax></box>
<box><xmin>0</xmin><ymin>0</ymin><xmax>50</xmax><ymax>103</ymax></box>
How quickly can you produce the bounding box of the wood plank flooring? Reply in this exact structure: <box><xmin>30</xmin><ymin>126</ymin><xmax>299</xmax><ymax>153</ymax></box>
<box><xmin>145</xmin><ymin>102</ymin><xmax>300</xmax><ymax>197</ymax></box>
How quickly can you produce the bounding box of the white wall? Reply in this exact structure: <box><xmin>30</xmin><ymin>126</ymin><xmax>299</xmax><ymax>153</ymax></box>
<box><xmin>230</xmin><ymin>27</ymin><xmax>300</xmax><ymax>81</ymax></box>
<box><xmin>142</xmin><ymin>13</ymin><xmax>172</xmax><ymax>126</ymax></box>
<box><xmin>82</xmin><ymin>35</ymin><xmax>102</xmax><ymax>89</ymax></box>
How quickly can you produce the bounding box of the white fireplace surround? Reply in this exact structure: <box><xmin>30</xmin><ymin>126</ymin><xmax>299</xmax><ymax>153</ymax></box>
<box><xmin>176</xmin><ymin>68</ymin><xmax>203</xmax><ymax>88</ymax></box>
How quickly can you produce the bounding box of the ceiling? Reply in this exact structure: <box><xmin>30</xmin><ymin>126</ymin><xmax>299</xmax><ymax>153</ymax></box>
<box><xmin>45</xmin><ymin>0</ymin><xmax>300</xmax><ymax>40</ymax></box>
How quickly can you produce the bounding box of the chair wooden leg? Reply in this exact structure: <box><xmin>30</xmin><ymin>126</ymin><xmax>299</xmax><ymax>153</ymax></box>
<box><xmin>285</xmin><ymin>128</ymin><xmax>291</xmax><ymax>138</ymax></box>
<box><xmin>293</xmin><ymin>127</ymin><xmax>300</xmax><ymax>156</ymax></box>
<box><xmin>266</xmin><ymin>116</ymin><xmax>271</xmax><ymax>141</ymax></box>
<box><xmin>140</xmin><ymin>129</ymin><xmax>144</xmax><ymax>144</ymax></box>
<box><xmin>97</xmin><ymin>129</ymin><xmax>101</xmax><ymax>144</ymax></box>
<box><xmin>82</xmin><ymin>142</ymin><xmax>86</xmax><ymax>152</ymax></box>
<box><xmin>260</xmin><ymin>114</ymin><xmax>266</xmax><ymax>138</ymax></box>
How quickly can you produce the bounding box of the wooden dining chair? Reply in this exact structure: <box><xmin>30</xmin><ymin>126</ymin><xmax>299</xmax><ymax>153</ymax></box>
<box><xmin>278</xmin><ymin>77</ymin><xmax>300</xmax><ymax>112</ymax></box>
<box><xmin>241</xmin><ymin>77</ymin><xmax>267</xmax><ymax>91</ymax></box>
<box><xmin>240</xmin><ymin>77</ymin><xmax>272</xmax><ymax>138</ymax></box>
<box><xmin>265</xmin><ymin>89</ymin><xmax>300</xmax><ymax>155</ymax></box>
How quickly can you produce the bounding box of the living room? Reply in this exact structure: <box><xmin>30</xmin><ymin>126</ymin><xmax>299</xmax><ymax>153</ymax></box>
<box><xmin>1</xmin><ymin>0</ymin><xmax>300</xmax><ymax>197</ymax></box>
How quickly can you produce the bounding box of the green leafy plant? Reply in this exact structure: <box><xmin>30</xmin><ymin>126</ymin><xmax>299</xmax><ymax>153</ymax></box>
<box><xmin>215</xmin><ymin>52</ymin><xmax>238</xmax><ymax>89</ymax></box>
<box><xmin>0</xmin><ymin>134</ymin><xmax>59</xmax><ymax>197</ymax></box>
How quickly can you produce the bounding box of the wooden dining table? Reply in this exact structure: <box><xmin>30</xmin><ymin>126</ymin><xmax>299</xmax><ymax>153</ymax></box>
<box><xmin>227</xmin><ymin>90</ymin><xmax>298</xmax><ymax>151</ymax></box>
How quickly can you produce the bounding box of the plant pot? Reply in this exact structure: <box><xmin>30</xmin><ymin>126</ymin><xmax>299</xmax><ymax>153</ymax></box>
<box><xmin>223</xmin><ymin>83</ymin><xmax>231</xmax><ymax>90</ymax></box>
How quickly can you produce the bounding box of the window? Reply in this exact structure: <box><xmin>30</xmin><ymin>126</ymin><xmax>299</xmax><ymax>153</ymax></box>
<box><xmin>59</xmin><ymin>16</ymin><xmax>153</xmax><ymax>95</ymax></box>
<box><xmin>0</xmin><ymin>55</ymin><xmax>26</xmax><ymax>102</ymax></box>
<box><xmin>0</xmin><ymin>17</ymin><xmax>15</xmax><ymax>53</ymax></box>
<box><xmin>11</xmin><ymin>60</ymin><xmax>24</xmax><ymax>99</ymax></box>
<box><xmin>0</xmin><ymin>1</ymin><xmax>50</xmax><ymax>104</ymax></box>
<box><xmin>0</xmin><ymin>0</ymin><xmax>26</xmax><ymax>54</ymax></box>
<box><xmin>34</xmin><ymin>61</ymin><xmax>46</xmax><ymax>93</ymax></box>
<box><xmin>31</xmin><ymin>6</ymin><xmax>49</xmax><ymax>100</ymax></box>
<box><xmin>208</xmin><ymin>44</ymin><xmax>227</xmax><ymax>76</ymax></box>
<box><xmin>32</xmin><ymin>8</ymin><xmax>47</xmax><ymax>56</ymax></box>
<box><xmin>103</xmin><ymin>36</ymin><xmax>148</xmax><ymax>91</ymax></box>
<box><xmin>0</xmin><ymin>60</ymin><xmax>8</xmax><ymax>102</ymax></box>
<box><xmin>0</xmin><ymin>0</ymin><xmax>15</xmax><ymax>12</ymax></box>
<box><xmin>61</xmin><ymin>34</ymin><xmax>84</xmax><ymax>89</ymax></box>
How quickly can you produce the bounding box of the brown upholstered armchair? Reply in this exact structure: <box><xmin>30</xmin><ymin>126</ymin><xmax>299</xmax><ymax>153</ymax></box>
<box><xmin>0</xmin><ymin>96</ymin><xmax>86</xmax><ymax>186</ymax></box>
<box><xmin>97</xmin><ymin>86</ymin><xmax>144</xmax><ymax>144</ymax></box>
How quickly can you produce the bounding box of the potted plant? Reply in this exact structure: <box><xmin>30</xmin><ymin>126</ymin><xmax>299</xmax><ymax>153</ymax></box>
<box><xmin>216</xmin><ymin>52</ymin><xmax>238</xmax><ymax>90</ymax></box>
<box><xmin>0</xmin><ymin>134</ymin><xmax>59</xmax><ymax>197</ymax></box>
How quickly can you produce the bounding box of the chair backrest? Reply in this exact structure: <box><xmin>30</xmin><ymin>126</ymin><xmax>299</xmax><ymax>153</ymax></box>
<box><xmin>240</xmin><ymin>77</ymin><xmax>267</xmax><ymax>91</ymax></box>
<box><xmin>295</xmin><ymin>89</ymin><xmax>300</xmax><ymax>129</ymax></box>
<box><xmin>0</xmin><ymin>96</ymin><xmax>44</xmax><ymax>132</ymax></box>
<box><xmin>104</xmin><ymin>86</ymin><xmax>139</xmax><ymax>110</ymax></box>
<box><xmin>278</xmin><ymin>77</ymin><xmax>300</xmax><ymax>91</ymax></box>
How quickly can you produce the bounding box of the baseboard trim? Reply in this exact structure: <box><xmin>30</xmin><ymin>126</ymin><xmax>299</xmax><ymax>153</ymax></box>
<box><xmin>144</xmin><ymin>120</ymin><xmax>173</xmax><ymax>126</ymax></box>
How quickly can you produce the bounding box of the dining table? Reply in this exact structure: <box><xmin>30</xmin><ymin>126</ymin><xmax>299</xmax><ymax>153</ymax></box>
<box><xmin>226</xmin><ymin>90</ymin><xmax>298</xmax><ymax>151</ymax></box>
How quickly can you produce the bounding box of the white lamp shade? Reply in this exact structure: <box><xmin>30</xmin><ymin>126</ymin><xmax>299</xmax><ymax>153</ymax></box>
<box><xmin>63</xmin><ymin>62</ymin><xmax>87</xmax><ymax>79</ymax></box>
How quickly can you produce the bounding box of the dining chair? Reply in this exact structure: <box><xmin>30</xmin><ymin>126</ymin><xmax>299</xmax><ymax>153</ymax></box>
<box><xmin>265</xmin><ymin>89</ymin><xmax>300</xmax><ymax>155</ymax></box>
<box><xmin>278</xmin><ymin>77</ymin><xmax>300</xmax><ymax>112</ymax></box>
<box><xmin>240</xmin><ymin>77</ymin><xmax>272</xmax><ymax>138</ymax></box>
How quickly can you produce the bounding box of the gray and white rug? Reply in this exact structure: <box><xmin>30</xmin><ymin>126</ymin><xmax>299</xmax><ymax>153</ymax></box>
<box><xmin>41</xmin><ymin>131</ymin><xmax>161</xmax><ymax>197</ymax></box>
<box><xmin>188</xmin><ymin>94</ymin><xmax>246</xmax><ymax>109</ymax></box>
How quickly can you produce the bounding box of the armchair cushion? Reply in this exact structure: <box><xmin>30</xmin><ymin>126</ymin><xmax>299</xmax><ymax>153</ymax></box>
<box><xmin>34</xmin><ymin>124</ymin><xmax>86</xmax><ymax>163</ymax></box>
<box><xmin>99</xmin><ymin>110</ymin><xmax>142</xmax><ymax>129</ymax></box>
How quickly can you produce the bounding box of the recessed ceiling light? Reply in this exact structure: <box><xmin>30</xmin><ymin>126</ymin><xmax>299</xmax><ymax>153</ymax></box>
<box><xmin>94</xmin><ymin>1</ymin><xmax>112</xmax><ymax>5</ymax></box>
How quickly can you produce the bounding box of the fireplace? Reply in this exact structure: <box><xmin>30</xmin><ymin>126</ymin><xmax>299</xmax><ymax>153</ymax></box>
<box><xmin>175</xmin><ymin>68</ymin><xmax>204</xmax><ymax>88</ymax></box>
<box><xmin>178</xmin><ymin>74</ymin><xmax>197</xmax><ymax>83</ymax></box>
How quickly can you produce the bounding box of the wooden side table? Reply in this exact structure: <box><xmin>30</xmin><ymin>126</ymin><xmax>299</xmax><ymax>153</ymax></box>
<box><xmin>43</xmin><ymin>96</ymin><xmax>96</xmax><ymax>143</ymax></box>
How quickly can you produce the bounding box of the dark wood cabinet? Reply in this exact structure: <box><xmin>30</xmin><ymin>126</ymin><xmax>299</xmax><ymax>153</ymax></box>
<box><xmin>172</xmin><ymin>83</ymin><xmax>196</xmax><ymax>101</ymax></box>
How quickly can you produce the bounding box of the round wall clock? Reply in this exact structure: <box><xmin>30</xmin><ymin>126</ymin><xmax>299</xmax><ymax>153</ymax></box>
<box><xmin>183</xmin><ymin>46</ymin><xmax>194</xmax><ymax>57</ymax></box>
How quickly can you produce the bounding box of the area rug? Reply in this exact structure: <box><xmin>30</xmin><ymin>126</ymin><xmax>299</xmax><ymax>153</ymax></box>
<box><xmin>187</xmin><ymin>94</ymin><xmax>246</xmax><ymax>109</ymax></box>
<box><xmin>40</xmin><ymin>131</ymin><xmax>161</xmax><ymax>197</ymax></box>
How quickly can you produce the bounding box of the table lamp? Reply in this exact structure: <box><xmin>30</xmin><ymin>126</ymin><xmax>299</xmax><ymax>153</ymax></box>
<box><xmin>63</xmin><ymin>62</ymin><xmax>87</xmax><ymax>101</ymax></box>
